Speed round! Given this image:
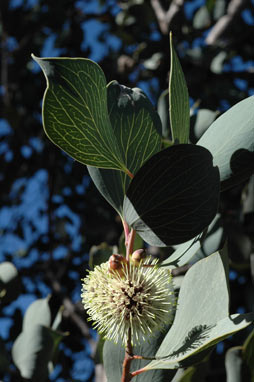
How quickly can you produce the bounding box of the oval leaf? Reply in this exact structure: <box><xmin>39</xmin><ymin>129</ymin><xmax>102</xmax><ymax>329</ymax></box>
<box><xmin>23</xmin><ymin>297</ymin><xmax>51</xmax><ymax>332</ymax></box>
<box><xmin>88</xmin><ymin>81</ymin><xmax>162</xmax><ymax>215</ymax></box>
<box><xmin>12</xmin><ymin>325</ymin><xmax>54</xmax><ymax>381</ymax></box>
<box><xmin>198</xmin><ymin>96</ymin><xmax>254</xmax><ymax>190</ymax></box>
<box><xmin>144</xmin><ymin>252</ymin><xmax>254</xmax><ymax>370</ymax></box>
<box><xmin>162</xmin><ymin>214</ymin><xmax>224</xmax><ymax>268</ymax></box>
<box><xmin>123</xmin><ymin>144</ymin><xmax>220</xmax><ymax>246</ymax></box>
<box><xmin>32</xmin><ymin>55</ymin><xmax>128</xmax><ymax>172</ymax></box>
<box><xmin>103</xmin><ymin>331</ymin><xmax>176</xmax><ymax>382</ymax></box>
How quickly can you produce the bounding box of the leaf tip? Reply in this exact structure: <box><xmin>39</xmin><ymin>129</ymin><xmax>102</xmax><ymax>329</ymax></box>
<box><xmin>31</xmin><ymin>54</ymin><xmax>41</xmax><ymax>65</ymax></box>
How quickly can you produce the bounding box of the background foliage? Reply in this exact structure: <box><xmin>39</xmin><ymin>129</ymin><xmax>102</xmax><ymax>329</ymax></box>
<box><xmin>0</xmin><ymin>0</ymin><xmax>253</xmax><ymax>381</ymax></box>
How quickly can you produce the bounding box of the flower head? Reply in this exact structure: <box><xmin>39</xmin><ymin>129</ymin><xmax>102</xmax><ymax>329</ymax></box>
<box><xmin>81</xmin><ymin>258</ymin><xmax>175</xmax><ymax>345</ymax></box>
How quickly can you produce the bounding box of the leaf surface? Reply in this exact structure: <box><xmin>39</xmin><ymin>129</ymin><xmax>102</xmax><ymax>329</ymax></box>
<box><xmin>12</xmin><ymin>325</ymin><xmax>55</xmax><ymax>381</ymax></box>
<box><xmin>162</xmin><ymin>214</ymin><xmax>224</xmax><ymax>268</ymax></box>
<box><xmin>198</xmin><ymin>96</ymin><xmax>254</xmax><ymax>190</ymax></box>
<box><xmin>169</xmin><ymin>33</ymin><xmax>190</xmax><ymax>144</ymax></box>
<box><xmin>124</xmin><ymin>144</ymin><xmax>220</xmax><ymax>246</ymax></box>
<box><xmin>103</xmin><ymin>330</ymin><xmax>176</xmax><ymax>382</ymax></box>
<box><xmin>144</xmin><ymin>252</ymin><xmax>254</xmax><ymax>370</ymax></box>
<box><xmin>225</xmin><ymin>347</ymin><xmax>244</xmax><ymax>382</ymax></box>
<box><xmin>22</xmin><ymin>297</ymin><xmax>51</xmax><ymax>332</ymax></box>
<box><xmin>88</xmin><ymin>81</ymin><xmax>162</xmax><ymax>215</ymax></box>
<box><xmin>33</xmin><ymin>56</ymin><xmax>128</xmax><ymax>172</ymax></box>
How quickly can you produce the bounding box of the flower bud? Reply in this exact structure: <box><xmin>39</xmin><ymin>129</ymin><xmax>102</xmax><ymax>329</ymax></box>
<box><xmin>131</xmin><ymin>249</ymin><xmax>146</xmax><ymax>266</ymax></box>
<box><xmin>108</xmin><ymin>254</ymin><xmax>128</xmax><ymax>277</ymax></box>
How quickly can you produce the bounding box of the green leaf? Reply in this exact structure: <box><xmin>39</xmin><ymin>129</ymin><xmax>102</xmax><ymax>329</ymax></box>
<box><xmin>162</xmin><ymin>213</ymin><xmax>224</xmax><ymax>268</ymax></box>
<box><xmin>123</xmin><ymin>144</ymin><xmax>220</xmax><ymax>246</ymax></box>
<box><xmin>22</xmin><ymin>297</ymin><xmax>51</xmax><ymax>331</ymax></box>
<box><xmin>169</xmin><ymin>33</ymin><xmax>190</xmax><ymax>144</ymax></box>
<box><xmin>198</xmin><ymin>96</ymin><xmax>254</xmax><ymax>190</ymax></box>
<box><xmin>191</xmin><ymin>214</ymin><xmax>225</xmax><ymax>263</ymax></box>
<box><xmin>32</xmin><ymin>55</ymin><xmax>128</xmax><ymax>172</ymax></box>
<box><xmin>144</xmin><ymin>252</ymin><xmax>254</xmax><ymax>370</ymax></box>
<box><xmin>88</xmin><ymin>166</ymin><xmax>128</xmax><ymax>216</ymax></box>
<box><xmin>103</xmin><ymin>331</ymin><xmax>176</xmax><ymax>382</ymax></box>
<box><xmin>12</xmin><ymin>325</ymin><xmax>55</xmax><ymax>381</ymax></box>
<box><xmin>161</xmin><ymin>236</ymin><xmax>203</xmax><ymax>268</ymax></box>
<box><xmin>88</xmin><ymin>81</ymin><xmax>162</xmax><ymax>215</ymax></box>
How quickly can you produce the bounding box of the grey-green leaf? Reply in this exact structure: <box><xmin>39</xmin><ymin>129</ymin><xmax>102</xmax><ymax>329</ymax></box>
<box><xmin>103</xmin><ymin>331</ymin><xmax>176</xmax><ymax>382</ymax></box>
<box><xmin>169</xmin><ymin>33</ymin><xmax>190</xmax><ymax>144</ymax></box>
<box><xmin>198</xmin><ymin>96</ymin><xmax>254</xmax><ymax>190</ymax></box>
<box><xmin>32</xmin><ymin>55</ymin><xmax>128</xmax><ymax>173</ymax></box>
<box><xmin>0</xmin><ymin>261</ymin><xmax>20</xmax><ymax>304</ymax></box>
<box><xmin>12</xmin><ymin>325</ymin><xmax>55</xmax><ymax>381</ymax></box>
<box><xmin>144</xmin><ymin>252</ymin><xmax>254</xmax><ymax>370</ymax></box>
<box><xmin>161</xmin><ymin>214</ymin><xmax>224</xmax><ymax>268</ymax></box>
<box><xmin>190</xmin><ymin>109</ymin><xmax>219</xmax><ymax>142</ymax></box>
<box><xmin>157</xmin><ymin>89</ymin><xmax>170</xmax><ymax>139</ymax></box>
<box><xmin>22</xmin><ymin>297</ymin><xmax>51</xmax><ymax>332</ymax></box>
<box><xmin>225</xmin><ymin>347</ymin><xmax>244</xmax><ymax>382</ymax></box>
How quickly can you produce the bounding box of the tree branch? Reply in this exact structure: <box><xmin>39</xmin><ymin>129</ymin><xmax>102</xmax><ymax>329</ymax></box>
<box><xmin>205</xmin><ymin>0</ymin><xmax>248</xmax><ymax>46</ymax></box>
<box><xmin>150</xmin><ymin>0</ymin><xmax>184</xmax><ymax>34</ymax></box>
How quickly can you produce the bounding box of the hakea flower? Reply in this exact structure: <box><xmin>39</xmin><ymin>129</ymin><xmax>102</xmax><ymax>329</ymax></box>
<box><xmin>81</xmin><ymin>256</ymin><xmax>175</xmax><ymax>346</ymax></box>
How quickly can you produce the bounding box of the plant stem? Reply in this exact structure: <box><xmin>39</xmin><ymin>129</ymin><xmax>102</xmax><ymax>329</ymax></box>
<box><xmin>131</xmin><ymin>367</ymin><xmax>147</xmax><ymax>377</ymax></box>
<box><xmin>126</xmin><ymin>228</ymin><xmax>136</xmax><ymax>261</ymax></box>
<box><xmin>126</xmin><ymin>168</ymin><xmax>134</xmax><ymax>179</ymax></box>
<box><xmin>121</xmin><ymin>329</ymin><xmax>133</xmax><ymax>382</ymax></box>
<box><xmin>122</xmin><ymin>219</ymin><xmax>130</xmax><ymax>248</ymax></box>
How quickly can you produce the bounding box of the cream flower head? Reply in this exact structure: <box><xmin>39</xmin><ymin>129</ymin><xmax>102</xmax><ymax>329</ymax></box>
<box><xmin>81</xmin><ymin>257</ymin><xmax>175</xmax><ymax>346</ymax></box>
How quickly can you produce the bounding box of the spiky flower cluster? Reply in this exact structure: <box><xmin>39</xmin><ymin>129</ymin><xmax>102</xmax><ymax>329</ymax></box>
<box><xmin>81</xmin><ymin>258</ymin><xmax>175</xmax><ymax>345</ymax></box>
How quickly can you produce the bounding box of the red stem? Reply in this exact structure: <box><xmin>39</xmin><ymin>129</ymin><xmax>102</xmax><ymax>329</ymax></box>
<box><xmin>126</xmin><ymin>228</ymin><xmax>136</xmax><ymax>262</ymax></box>
<box><xmin>121</xmin><ymin>329</ymin><xmax>133</xmax><ymax>382</ymax></box>
<box><xmin>131</xmin><ymin>368</ymin><xmax>147</xmax><ymax>377</ymax></box>
<box><xmin>126</xmin><ymin>169</ymin><xmax>134</xmax><ymax>179</ymax></box>
<box><xmin>122</xmin><ymin>219</ymin><xmax>130</xmax><ymax>248</ymax></box>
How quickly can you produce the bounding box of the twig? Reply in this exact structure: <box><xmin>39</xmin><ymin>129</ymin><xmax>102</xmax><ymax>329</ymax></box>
<box><xmin>150</xmin><ymin>0</ymin><xmax>184</xmax><ymax>34</ymax></box>
<box><xmin>205</xmin><ymin>0</ymin><xmax>248</xmax><ymax>45</ymax></box>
